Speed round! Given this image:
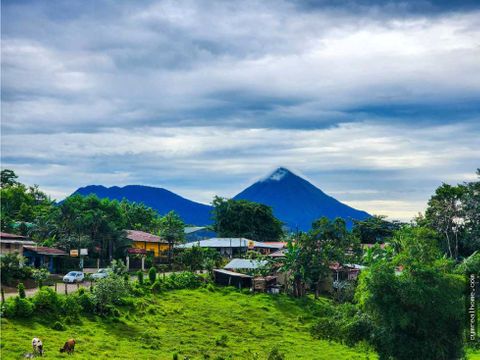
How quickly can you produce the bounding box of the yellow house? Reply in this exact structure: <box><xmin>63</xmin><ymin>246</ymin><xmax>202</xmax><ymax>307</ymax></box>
<box><xmin>126</xmin><ymin>230</ymin><xmax>169</xmax><ymax>257</ymax></box>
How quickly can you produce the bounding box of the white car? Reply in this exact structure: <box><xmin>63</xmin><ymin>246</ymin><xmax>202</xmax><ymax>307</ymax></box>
<box><xmin>91</xmin><ymin>268</ymin><xmax>112</xmax><ymax>280</ymax></box>
<box><xmin>63</xmin><ymin>271</ymin><xmax>84</xmax><ymax>283</ymax></box>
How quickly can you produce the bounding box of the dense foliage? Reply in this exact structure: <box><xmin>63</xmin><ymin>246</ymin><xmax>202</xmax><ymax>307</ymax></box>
<box><xmin>212</xmin><ymin>196</ymin><xmax>283</xmax><ymax>242</ymax></box>
<box><xmin>0</xmin><ymin>253</ymin><xmax>32</xmax><ymax>285</ymax></box>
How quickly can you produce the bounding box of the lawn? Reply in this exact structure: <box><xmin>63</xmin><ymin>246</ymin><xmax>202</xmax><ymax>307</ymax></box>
<box><xmin>0</xmin><ymin>287</ymin><xmax>376</xmax><ymax>359</ymax></box>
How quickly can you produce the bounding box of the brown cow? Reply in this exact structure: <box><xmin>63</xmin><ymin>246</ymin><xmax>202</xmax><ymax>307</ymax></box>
<box><xmin>59</xmin><ymin>339</ymin><xmax>76</xmax><ymax>354</ymax></box>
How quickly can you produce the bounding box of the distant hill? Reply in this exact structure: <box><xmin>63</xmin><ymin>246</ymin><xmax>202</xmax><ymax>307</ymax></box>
<box><xmin>72</xmin><ymin>185</ymin><xmax>213</xmax><ymax>226</ymax></box>
<box><xmin>234</xmin><ymin>167</ymin><xmax>370</xmax><ymax>231</ymax></box>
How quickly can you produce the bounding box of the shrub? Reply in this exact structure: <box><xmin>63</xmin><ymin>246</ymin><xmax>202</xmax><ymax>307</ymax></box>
<box><xmin>173</xmin><ymin>353</ymin><xmax>179</xmax><ymax>360</ymax></box>
<box><xmin>163</xmin><ymin>272</ymin><xmax>202</xmax><ymax>290</ymax></box>
<box><xmin>137</xmin><ymin>270</ymin><xmax>144</xmax><ymax>285</ymax></box>
<box><xmin>3</xmin><ymin>297</ymin><xmax>34</xmax><ymax>318</ymax></box>
<box><xmin>63</xmin><ymin>295</ymin><xmax>82</xmax><ymax>319</ymax></box>
<box><xmin>148</xmin><ymin>267</ymin><xmax>156</xmax><ymax>284</ymax></box>
<box><xmin>110</xmin><ymin>259</ymin><xmax>127</xmax><ymax>275</ymax></box>
<box><xmin>15</xmin><ymin>297</ymin><xmax>34</xmax><ymax>317</ymax></box>
<box><xmin>267</xmin><ymin>347</ymin><xmax>285</xmax><ymax>360</ymax></box>
<box><xmin>52</xmin><ymin>320</ymin><xmax>65</xmax><ymax>331</ymax></box>
<box><xmin>31</xmin><ymin>287</ymin><xmax>62</xmax><ymax>314</ymax></box>
<box><xmin>17</xmin><ymin>282</ymin><xmax>26</xmax><ymax>299</ymax></box>
<box><xmin>92</xmin><ymin>275</ymin><xmax>128</xmax><ymax>314</ymax></box>
<box><xmin>77</xmin><ymin>291</ymin><xmax>95</xmax><ymax>313</ymax></box>
<box><xmin>32</xmin><ymin>268</ymin><xmax>50</xmax><ymax>288</ymax></box>
<box><xmin>0</xmin><ymin>253</ymin><xmax>32</xmax><ymax>285</ymax></box>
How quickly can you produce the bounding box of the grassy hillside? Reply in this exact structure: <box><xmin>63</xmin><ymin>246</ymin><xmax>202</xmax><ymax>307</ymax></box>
<box><xmin>1</xmin><ymin>287</ymin><xmax>376</xmax><ymax>359</ymax></box>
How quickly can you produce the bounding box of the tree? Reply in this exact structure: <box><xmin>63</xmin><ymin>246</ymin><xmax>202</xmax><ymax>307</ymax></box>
<box><xmin>390</xmin><ymin>226</ymin><xmax>441</xmax><ymax>267</ymax></box>
<box><xmin>424</xmin><ymin>183</ymin><xmax>465</xmax><ymax>259</ymax></box>
<box><xmin>158</xmin><ymin>211</ymin><xmax>185</xmax><ymax>267</ymax></box>
<box><xmin>352</xmin><ymin>215</ymin><xmax>403</xmax><ymax>244</ymax></box>
<box><xmin>461</xmin><ymin>169</ymin><xmax>480</xmax><ymax>255</ymax></box>
<box><xmin>1</xmin><ymin>169</ymin><xmax>19</xmax><ymax>187</ymax></box>
<box><xmin>279</xmin><ymin>217</ymin><xmax>358</xmax><ymax>298</ymax></box>
<box><xmin>356</xmin><ymin>261</ymin><xmax>465</xmax><ymax>360</ymax></box>
<box><xmin>212</xmin><ymin>196</ymin><xmax>283</xmax><ymax>242</ymax></box>
<box><xmin>0</xmin><ymin>253</ymin><xmax>31</xmax><ymax>285</ymax></box>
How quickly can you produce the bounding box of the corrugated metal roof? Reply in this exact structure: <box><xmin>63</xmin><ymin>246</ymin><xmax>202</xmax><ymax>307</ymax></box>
<box><xmin>176</xmin><ymin>238</ymin><xmax>284</xmax><ymax>249</ymax></box>
<box><xmin>0</xmin><ymin>232</ymin><xmax>28</xmax><ymax>239</ymax></box>
<box><xmin>224</xmin><ymin>258</ymin><xmax>268</xmax><ymax>270</ymax></box>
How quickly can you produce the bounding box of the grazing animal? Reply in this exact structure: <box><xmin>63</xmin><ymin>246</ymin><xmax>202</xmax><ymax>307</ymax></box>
<box><xmin>32</xmin><ymin>338</ymin><xmax>43</xmax><ymax>356</ymax></box>
<box><xmin>59</xmin><ymin>339</ymin><xmax>76</xmax><ymax>354</ymax></box>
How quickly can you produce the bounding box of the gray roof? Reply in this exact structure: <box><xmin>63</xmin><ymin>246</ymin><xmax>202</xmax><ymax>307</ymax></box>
<box><xmin>176</xmin><ymin>238</ymin><xmax>283</xmax><ymax>249</ymax></box>
<box><xmin>184</xmin><ymin>226</ymin><xmax>208</xmax><ymax>234</ymax></box>
<box><xmin>213</xmin><ymin>269</ymin><xmax>252</xmax><ymax>278</ymax></box>
<box><xmin>224</xmin><ymin>258</ymin><xmax>268</xmax><ymax>270</ymax></box>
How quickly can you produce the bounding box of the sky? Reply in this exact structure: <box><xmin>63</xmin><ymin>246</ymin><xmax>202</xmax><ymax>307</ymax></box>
<box><xmin>1</xmin><ymin>0</ymin><xmax>479</xmax><ymax>221</ymax></box>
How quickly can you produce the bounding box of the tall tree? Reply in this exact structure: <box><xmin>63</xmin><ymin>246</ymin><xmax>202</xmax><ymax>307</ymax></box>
<box><xmin>352</xmin><ymin>215</ymin><xmax>403</xmax><ymax>244</ymax></box>
<box><xmin>158</xmin><ymin>211</ymin><xmax>185</xmax><ymax>267</ymax></box>
<box><xmin>212</xmin><ymin>196</ymin><xmax>283</xmax><ymax>242</ymax></box>
<box><xmin>0</xmin><ymin>169</ymin><xmax>19</xmax><ymax>187</ymax></box>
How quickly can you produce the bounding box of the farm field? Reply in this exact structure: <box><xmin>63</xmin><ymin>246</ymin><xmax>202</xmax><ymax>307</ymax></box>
<box><xmin>0</xmin><ymin>287</ymin><xmax>377</xmax><ymax>360</ymax></box>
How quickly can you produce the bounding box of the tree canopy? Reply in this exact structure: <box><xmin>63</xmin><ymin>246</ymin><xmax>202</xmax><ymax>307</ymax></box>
<box><xmin>212</xmin><ymin>196</ymin><xmax>283</xmax><ymax>242</ymax></box>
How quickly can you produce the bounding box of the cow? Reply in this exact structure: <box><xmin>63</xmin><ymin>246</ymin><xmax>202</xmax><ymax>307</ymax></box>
<box><xmin>59</xmin><ymin>339</ymin><xmax>76</xmax><ymax>354</ymax></box>
<box><xmin>31</xmin><ymin>338</ymin><xmax>43</xmax><ymax>356</ymax></box>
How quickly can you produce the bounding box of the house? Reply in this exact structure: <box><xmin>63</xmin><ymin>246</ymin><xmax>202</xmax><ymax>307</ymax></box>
<box><xmin>176</xmin><ymin>238</ymin><xmax>284</xmax><ymax>257</ymax></box>
<box><xmin>0</xmin><ymin>232</ymin><xmax>35</xmax><ymax>257</ymax></box>
<box><xmin>125</xmin><ymin>230</ymin><xmax>169</xmax><ymax>257</ymax></box>
<box><xmin>184</xmin><ymin>227</ymin><xmax>217</xmax><ymax>243</ymax></box>
<box><xmin>23</xmin><ymin>246</ymin><xmax>68</xmax><ymax>273</ymax></box>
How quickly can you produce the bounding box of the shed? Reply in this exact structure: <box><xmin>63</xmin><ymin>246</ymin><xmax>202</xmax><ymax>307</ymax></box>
<box><xmin>224</xmin><ymin>258</ymin><xmax>267</xmax><ymax>271</ymax></box>
<box><xmin>213</xmin><ymin>269</ymin><xmax>252</xmax><ymax>288</ymax></box>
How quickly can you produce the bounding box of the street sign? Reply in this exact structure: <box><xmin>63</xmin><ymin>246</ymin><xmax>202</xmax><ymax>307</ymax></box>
<box><xmin>127</xmin><ymin>248</ymin><xmax>147</xmax><ymax>255</ymax></box>
<box><xmin>80</xmin><ymin>248</ymin><xmax>88</xmax><ymax>256</ymax></box>
<box><xmin>70</xmin><ymin>249</ymin><xmax>79</xmax><ymax>257</ymax></box>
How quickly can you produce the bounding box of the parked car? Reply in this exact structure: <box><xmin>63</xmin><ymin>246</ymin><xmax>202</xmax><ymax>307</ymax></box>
<box><xmin>91</xmin><ymin>268</ymin><xmax>112</xmax><ymax>280</ymax></box>
<box><xmin>63</xmin><ymin>271</ymin><xmax>84</xmax><ymax>283</ymax></box>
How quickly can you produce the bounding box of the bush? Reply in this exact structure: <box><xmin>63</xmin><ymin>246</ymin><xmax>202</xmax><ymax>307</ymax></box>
<box><xmin>0</xmin><ymin>253</ymin><xmax>32</xmax><ymax>285</ymax></box>
<box><xmin>17</xmin><ymin>282</ymin><xmax>26</xmax><ymax>299</ymax></box>
<box><xmin>31</xmin><ymin>287</ymin><xmax>62</xmax><ymax>315</ymax></box>
<box><xmin>92</xmin><ymin>275</ymin><xmax>128</xmax><ymax>314</ymax></box>
<box><xmin>77</xmin><ymin>291</ymin><xmax>95</xmax><ymax>313</ymax></box>
<box><xmin>52</xmin><ymin>320</ymin><xmax>65</xmax><ymax>331</ymax></box>
<box><xmin>3</xmin><ymin>297</ymin><xmax>34</xmax><ymax>318</ymax></box>
<box><xmin>148</xmin><ymin>267</ymin><xmax>156</xmax><ymax>284</ymax></box>
<box><xmin>332</xmin><ymin>281</ymin><xmax>356</xmax><ymax>304</ymax></box>
<box><xmin>63</xmin><ymin>295</ymin><xmax>82</xmax><ymax>319</ymax></box>
<box><xmin>151</xmin><ymin>279</ymin><xmax>163</xmax><ymax>294</ymax></box>
<box><xmin>110</xmin><ymin>259</ymin><xmax>127</xmax><ymax>275</ymax></box>
<box><xmin>32</xmin><ymin>268</ymin><xmax>50</xmax><ymax>288</ymax></box>
<box><xmin>162</xmin><ymin>272</ymin><xmax>202</xmax><ymax>290</ymax></box>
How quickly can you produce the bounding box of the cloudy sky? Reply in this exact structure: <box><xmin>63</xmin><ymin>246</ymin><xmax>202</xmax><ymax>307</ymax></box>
<box><xmin>1</xmin><ymin>0</ymin><xmax>479</xmax><ymax>221</ymax></box>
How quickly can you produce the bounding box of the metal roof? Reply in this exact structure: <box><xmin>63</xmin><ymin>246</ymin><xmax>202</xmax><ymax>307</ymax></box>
<box><xmin>224</xmin><ymin>258</ymin><xmax>268</xmax><ymax>270</ymax></box>
<box><xmin>125</xmin><ymin>230</ymin><xmax>167</xmax><ymax>243</ymax></box>
<box><xmin>176</xmin><ymin>238</ymin><xmax>284</xmax><ymax>249</ymax></box>
<box><xmin>213</xmin><ymin>269</ymin><xmax>252</xmax><ymax>278</ymax></box>
<box><xmin>184</xmin><ymin>226</ymin><xmax>208</xmax><ymax>234</ymax></box>
<box><xmin>23</xmin><ymin>246</ymin><xmax>68</xmax><ymax>256</ymax></box>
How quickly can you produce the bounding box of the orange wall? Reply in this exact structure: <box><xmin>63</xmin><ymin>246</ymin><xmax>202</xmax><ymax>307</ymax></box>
<box><xmin>132</xmin><ymin>241</ymin><xmax>169</xmax><ymax>257</ymax></box>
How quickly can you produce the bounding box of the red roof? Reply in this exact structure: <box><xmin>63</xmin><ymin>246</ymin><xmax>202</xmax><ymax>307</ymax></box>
<box><xmin>23</xmin><ymin>246</ymin><xmax>68</xmax><ymax>256</ymax></box>
<box><xmin>125</xmin><ymin>230</ymin><xmax>167</xmax><ymax>243</ymax></box>
<box><xmin>0</xmin><ymin>232</ymin><xmax>28</xmax><ymax>239</ymax></box>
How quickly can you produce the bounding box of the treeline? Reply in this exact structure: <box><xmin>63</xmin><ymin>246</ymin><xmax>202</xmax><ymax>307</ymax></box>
<box><xmin>1</xmin><ymin>169</ymin><xmax>185</xmax><ymax>262</ymax></box>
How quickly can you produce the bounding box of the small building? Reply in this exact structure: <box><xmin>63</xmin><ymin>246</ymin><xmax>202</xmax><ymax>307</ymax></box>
<box><xmin>224</xmin><ymin>258</ymin><xmax>268</xmax><ymax>271</ymax></box>
<box><xmin>184</xmin><ymin>227</ymin><xmax>217</xmax><ymax>243</ymax></box>
<box><xmin>23</xmin><ymin>246</ymin><xmax>68</xmax><ymax>273</ymax></box>
<box><xmin>176</xmin><ymin>238</ymin><xmax>284</xmax><ymax>257</ymax></box>
<box><xmin>126</xmin><ymin>230</ymin><xmax>169</xmax><ymax>257</ymax></box>
<box><xmin>213</xmin><ymin>269</ymin><xmax>253</xmax><ymax>288</ymax></box>
<box><xmin>0</xmin><ymin>232</ymin><xmax>35</xmax><ymax>257</ymax></box>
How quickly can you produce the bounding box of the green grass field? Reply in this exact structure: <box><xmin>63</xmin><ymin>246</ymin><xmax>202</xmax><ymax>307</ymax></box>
<box><xmin>0</xmin><ymin>287</ymin><xmax>377</xmax><ymax>359</ymax></box>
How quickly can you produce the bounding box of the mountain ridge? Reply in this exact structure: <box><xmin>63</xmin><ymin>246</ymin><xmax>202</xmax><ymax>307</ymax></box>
<box><xmin>70</xmin><ymin>167</ymin><xmax>370</xmax><ymax>230</ymax></box>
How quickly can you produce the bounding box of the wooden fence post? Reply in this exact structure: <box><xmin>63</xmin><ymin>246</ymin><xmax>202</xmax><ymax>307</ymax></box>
<box><xmin>55</xmin><ymin>282</ymin><xmax>58</xmax><ymax>292</ymax></box>
<box><xmin>1</xmin><ymin>288</ymin><xmax>5</xmax><ymax>304</ymax></box>
<box><xmin>77</xmin><ymin>283</ymin><xmax>80</xmax><ymax>291</ymax></box>
<box><xmin>64</xmin><ymin>283</ymin><xmax>68</xmax><ymax>295</ymax></box>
